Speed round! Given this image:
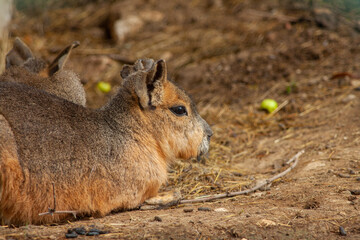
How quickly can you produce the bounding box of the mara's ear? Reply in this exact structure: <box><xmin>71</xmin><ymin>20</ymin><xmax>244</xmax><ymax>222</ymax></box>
<box><xmin>135</xmin><ymin>59</ymin><xmax>167</xmax><ymax>109</ymax></box>
<box><xmin>147</xmin><ymin>59</ymin><xmax>167</xmax><ymax>87</ymax></box>
<box><xmin>120</xmin><ymin>64</ymin><xmax>133</xmax><ymax>79</ymax></box>
<box><xmin>135</xmin><ymin>58</ymin><xmax>154</xmax><ymax>72</ymax></box>
<box><xmin>120</xmin><ymin>59</ymin><xmax>149</xmax><ymax>79</ymax></box>
<box><xmin>6</xmin><ymin>37</ymin><xmax>34</xmax><ymax>69</ymax></box>
<box><xmin>48</xmin><ymin>41</ymin><xmax>80</xmax><ymax>76</ymax></box>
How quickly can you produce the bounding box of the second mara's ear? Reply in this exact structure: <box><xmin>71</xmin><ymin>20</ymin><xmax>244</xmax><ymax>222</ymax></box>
<box><xmin>6</xmin><ymin>37</ymin><xmax>34</xmax><ymax>69</ymax></box>
<box><xmin>48</xmin><ymin>41</ymin><xmax>80</xmax><ymax>76</ymax></box>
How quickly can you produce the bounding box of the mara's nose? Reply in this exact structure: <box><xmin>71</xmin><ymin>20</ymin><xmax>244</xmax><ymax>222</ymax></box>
<box><xmin>207</xmin><ymin>129</ymin><xmax>213</xmax><ymax>139</ymax></box>
<box><xmin>203</xmin><ymin>120</ymin><xmax>213</xmax><ymax>139</ymax></box>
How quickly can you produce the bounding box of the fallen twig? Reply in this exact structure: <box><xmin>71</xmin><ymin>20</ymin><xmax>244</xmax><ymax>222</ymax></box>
<box><xmin>267</xmin><ymin>99</ymin><xmax>289</xmax><ymax>117</ymax></box>
<box><xmin>179</xmin><ymin>150</ymin><xmax>305</xmax><ymax>204</ymax></box>
<box><xmin>38</xmin><ymin>183</ymin><xmax>77</xmax><ymax>218</ymax></box>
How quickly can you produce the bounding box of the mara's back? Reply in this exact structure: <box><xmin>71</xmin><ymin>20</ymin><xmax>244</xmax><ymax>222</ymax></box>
<box><xmin>0</xmin><ymin>82</ymin><xmax>129</xmax><ymax>182</ymax></box>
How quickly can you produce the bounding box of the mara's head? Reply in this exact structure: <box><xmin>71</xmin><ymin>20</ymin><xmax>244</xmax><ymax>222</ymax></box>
<box><xmin>121</xmin><ymin>59</ymin><xmax>213</xmax><ymax>161</ymax></box>
<box><xmin>6</xmin><ymin>38</ymin><xmax>80</xmax><ymax>77</ymax></box>
<box><xmin>4</xmin><ymin>38</ymin><xmax>86</xmax><ymax>106</ymax></box>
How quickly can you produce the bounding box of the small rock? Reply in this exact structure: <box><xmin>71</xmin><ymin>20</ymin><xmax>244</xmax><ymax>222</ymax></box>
<box><xmin>73</xmin><ymin>227</ymin><xmax>86</xmax><ymax>235</ymax></box>
<box><xmin>86</xmin><ymin>231</ymin><xmax>99</xmax><ymax>236</ymax></box>
<box><xmin>339</xmin><ymin>226</ymin><xmax>347</xmax><ymax>236</ymax></box>
<box><xmin>350</xmin><ymin>190</ymin><xmax>360</xmax><ymax>195</ymax></box>
<box><xmin>338</xmin><ymin>173</ymin><xmax>351</xmax><ymax>178</ymax></box>
<box><xmin>65</xmin><ymin>232</ymin><xmax>78</xmax><ymax>239</ymax></box>
<box><xmin>356</xmin><ymin>177</ymin><xmax>360</xmax><ymax>182</ymax></box>
<box><xmin>342</xmin><ymin>94</ymin><xmax>356</xmax><ymax>103</ymax></box>
<box><xmin>313</xmin><ymin>8</ymin><xmax>337</xmax><ymax>30</ymax></box>
<box><xmin>154</xmin><ymin>216</ymin><xmax>162</xmax><ymax>222</ymax></box>
<box><xmin>214</xmin><ymin>208</ymin><xmax>228</xmax><ymax>212</ymax></box>
<box><xmin>198</xmin><ymin>207</ymin><xmax>211</xmax><ymax>211</ymax></box>
<box><xmin>252</xmin><ymin>192</ymin><xmax>266</xmax><ymax>198</ymax></box>
<box><xmin>349</xmin><ymin>169</ymin><xmax>356</xmax><ymax>175</ymax></box>
<box><xmin>256</xmin><ymin>219</ymin><xmax>277</xmax><ymax>227</ymax></box>
<box><xmin>183</xmin><ymin>208</ymin><xmax>194</xmax><ymax>213</ymax></box>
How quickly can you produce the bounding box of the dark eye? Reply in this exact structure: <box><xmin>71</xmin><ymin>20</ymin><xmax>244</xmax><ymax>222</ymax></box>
<box><xmin>169</xmin><ymin>106</ymin><xmax>188</xmax><ymax>116</ymax></box>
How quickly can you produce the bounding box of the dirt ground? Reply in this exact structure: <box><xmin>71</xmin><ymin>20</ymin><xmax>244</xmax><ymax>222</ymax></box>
<box><xmin>1</xmin><ymin>0</ymin><xmax>360</xmax><ymax>239</ymax></box>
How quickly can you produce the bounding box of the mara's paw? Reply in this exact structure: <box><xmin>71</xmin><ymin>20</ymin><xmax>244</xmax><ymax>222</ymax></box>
<box><xmin>141</xmin><ymin>189</ymin><xmax>181</xmax><ymax>210</ymax></box>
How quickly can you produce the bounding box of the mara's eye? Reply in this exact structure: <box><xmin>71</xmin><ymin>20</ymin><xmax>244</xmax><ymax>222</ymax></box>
<box><xmin>169</xmin><ymin>106</ymin><xmax>188</xmax><ymax>116</ymax></box>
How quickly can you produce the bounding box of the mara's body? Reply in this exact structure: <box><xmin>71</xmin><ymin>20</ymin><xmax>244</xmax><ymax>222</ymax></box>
<box><xmin>1</xmin><ymin>38</ymin><xmax>86</xmax><ymax>106</ymax></box>
<box><xmin>0</xmin><ymin>59</ymin><xmax>212</xmax><ymax>225</ymax></box>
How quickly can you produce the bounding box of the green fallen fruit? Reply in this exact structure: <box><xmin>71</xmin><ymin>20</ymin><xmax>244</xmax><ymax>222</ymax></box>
<box><xmin>97</xmin><ymin>81</ymin><xmax>112</xmax><ymax>93</ymax></box>
<box><xmin>260</xmin><ymin>99</ymin><xmax>278</xmax><ymax>113</ymax></box>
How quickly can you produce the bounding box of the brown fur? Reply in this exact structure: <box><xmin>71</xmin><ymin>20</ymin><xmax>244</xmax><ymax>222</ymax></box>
<box><xmin>0</xmin><ymin>59</ymin><xmax>212</xmax><ymax>225</ymax></box>
<box><xmin>1</xmin><ymin>38</ymin><xmax>86</xmax><ymax>106</ymax></box>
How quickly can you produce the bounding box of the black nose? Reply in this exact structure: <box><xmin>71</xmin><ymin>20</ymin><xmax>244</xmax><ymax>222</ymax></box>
<box><xmin>207</xmin><ymin>131</ymin><xmax>213</xmax><ymax>140</ymax></box>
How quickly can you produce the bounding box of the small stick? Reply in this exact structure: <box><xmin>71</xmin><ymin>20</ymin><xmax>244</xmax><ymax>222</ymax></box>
<box><xmin>38</xmin><ymin>210</ymin><xmax>77</xmax><ymax>217</ymax></box>
<box><xmin>267</xmin><ymin>99</ymin><xmax>289</xmax><ymax>117</ymax></box>
<box><xmin>38</xmin><ymin>183</ymin><xmax>77</xmax><ymax>218</ymax></box>
<box><xmin>179</xmin><ymin>150</ymin><xmax>304</xmax><ymax>204</ymax></box>
<box><xmin>286</xmin><ymin>150</ymin><xmax>304</xmax><ymax>164</ymax></box>
<box><xmin>52</xmin><ymin>182</ymin><xmax>56</xmax><ymax>212</ymax></box>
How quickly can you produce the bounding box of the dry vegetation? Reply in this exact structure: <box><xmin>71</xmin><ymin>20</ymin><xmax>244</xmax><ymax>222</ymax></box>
<box><xmin>1</xmin><ymin>0</ymin><xmax>360</xmax><ymax>239</ymax></box>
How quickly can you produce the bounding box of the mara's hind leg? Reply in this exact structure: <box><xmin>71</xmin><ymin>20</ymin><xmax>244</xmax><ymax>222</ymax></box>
<box><xmin>0</xmin><ymin>114</ymin><xmax>69</xmax><ymax>225</ymax></box>
<box><xmin>0</xmin><ymin>115</ymin><xmax>115</xmax><ymax>225</ymax></box>
<box><xmin>0</xmin><ymin>114</ymin><xmax>27</xmax><ymax>225</ymax></box>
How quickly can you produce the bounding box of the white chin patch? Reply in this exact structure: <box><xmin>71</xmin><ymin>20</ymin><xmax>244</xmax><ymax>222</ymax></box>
<box><xmin>198</xmin><ymin>137</ymin><xmax>210</xmax><ymax>156</ymax></box>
